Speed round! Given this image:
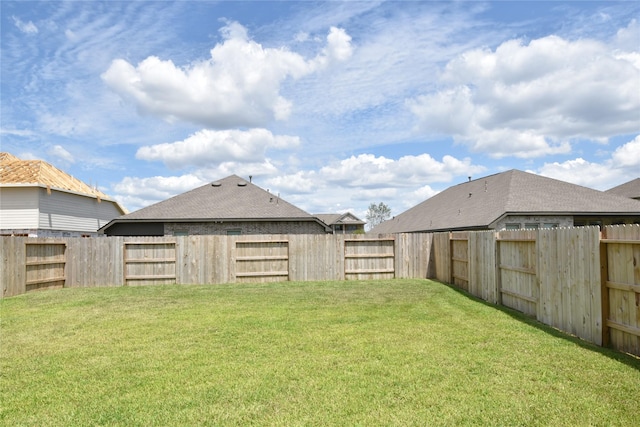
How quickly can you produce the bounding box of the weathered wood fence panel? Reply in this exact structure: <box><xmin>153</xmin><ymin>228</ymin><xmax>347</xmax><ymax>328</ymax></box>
<box><xmin>25</xmin><ymin>241</ymin><xmax>66</xmax><ymax>292</ymax></box>
<box><xmin>497</xmin><ymin>231</ymin><xmax>538</xmax><ymax>317</ymax></box>
<box><xmin>438</xmin><ymin>226</ymin><xmax>604</xmax><ymax>350</ymax></box>
<box><xmin>124</xmin><ymin>239</ymin><xmax>177</xmax><ymax>286</ymax></box>
<box><xmin>66</xmin><ymin>236</ymin><xmax>124</xmax><ymax>288</ymax></box>
<box><xmin>1</xmin><ymin>237</ymin><xmax>26</xmax><ymax>297</ymax></box>
<box><xmin>344</xmin><ymin>238</ymin><xmax>395</xmax><ymax>280</ymax></box>
<box><xmin>288</xmin><ymin>234</ymin><xmax>343</xmax><ymax>282</ymax></box>
<box><xmin>537</xmin><ymin>227</ymin><xmax>601</xmax><ymax>345</ymax></box>
<box><xmin>601</xmin><ymin>225</ymin><xmax>640</xmax><ymax>355</ymax></box>
<box><xmin>450</xmin><ymin>232</ymin><xmax>469</xmax><ymax>291</ymax></box>
<box><xmin>176</xmin><ymin>235</ymin><xmax>232</xmax><ymax>285</ymax></box>
<box><xmin>468</xmin><ymin>231</ymin><xmax>498</xmax><ymax>304</ymax></box>
<box><xmin>395</xmin><ymin>232</ymin><xmax>433</xmax><ymax>279</ymax></box>
<box><xmin>235</xmin><ymin>238</ymin><xmax>289</xmax><ymax>283</ymax></box>
<box><xmin>430</xmin><ymin>232</ymin><xmax>451</xmax><ymax>283</ymax></box>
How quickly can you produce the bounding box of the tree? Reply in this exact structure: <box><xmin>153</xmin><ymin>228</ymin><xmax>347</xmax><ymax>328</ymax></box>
<box><xmin>366</xmin><ymin>202</ymin><xmax>391</xmax><ymax>231</ymax></box>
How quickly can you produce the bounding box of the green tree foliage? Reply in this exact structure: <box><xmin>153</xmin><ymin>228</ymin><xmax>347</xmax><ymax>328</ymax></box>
<box><xmin>366</xmin><ymin>202</ymin><xmax>391</xmax><ymax>230</ymax></box>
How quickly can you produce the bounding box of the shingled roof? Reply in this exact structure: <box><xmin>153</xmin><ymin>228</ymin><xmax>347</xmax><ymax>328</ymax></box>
<box><xmin>606</xmin><ymin>178</ymin><xmax>640</xmax><ymax>200</ymax></box>
<box><xmin>0</xmin><ymin>152</ymin><xmax>122</xmax><ymax>207</ymax></box>
<box><xmin>372</xmin><ymin>169</ymin><xmax>640</xmax><ymax>233</ymax></box>
<box><xmin>113</xmin><ymin>174</ymin><xmax>324</xmax><ymax>223</ymax></box>
<box><xmin>315</xmin><ymin>213</ymin><xmax>365</xmax><ymax>226</ymax></box>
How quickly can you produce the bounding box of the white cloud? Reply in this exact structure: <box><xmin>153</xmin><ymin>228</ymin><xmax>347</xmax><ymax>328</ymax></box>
<box><xmin>610</xmin><ymin>135</ymin><xmax>640</xmax><ymax>168</ymax></box>
<box><xmin>0</xmin><ymin>128</ymin><xmax>37</xmax><ymax>138</ymax></box>
<box><xmin>102</xmin><ymin>22</ymin><xmax>353</xmax><ymax>129</ymax></box>
<box><xmin>12</xmin><ymin>16</ymin><xmax>38</xmax><ymax>34</ymax></box>
<box><xmin>318</xmin><ymin>153</ymin><xmax>485</xmax><ymax>188</ymax></box>
<box><xmin>65</xmin><ymin>29</ymin><xmax>79</xmax><ymax>42</ymax></box>
<box><xmin>136</xmin><ymin>128</ymin><xmax>300</xmax><ymax>169</ymax></box>
<box><xmin>536</xmin><ymin>135</ymin><xmax>640</xmax><ymax>190</ymax></box>
<box><xmin>614</xmin><ymin>19</ymin><xmax>639</xmax><ymax>52</ymax></box>
<box><xmin>408</xmin><ymin>32</ymin><xmax>640</xmax><ymax>158</ymax></box>
<box><xmin>411</xmin><ymin>185</ymin><xmax>440</xmax><ymax>205</ymax></box>
<box><xmin>48</xmin><ymin>145</ymin><xmax>75</xmax><ymax>164</ymax></box>
<box><xmin>112</xmin><ymin>151</ymin><xmax>484</xmax><ymax>214</ymax></box>
<box><xmin>195</xmin><ymin>161</ymin><xmax>279</xmax><ymax>180</ymax></box>
<box><xmin>269</xmin><ymin>152</ymin><xmax>484</xmax><ymax>214</ymax></box>
<box><xmin>265</xmin><ymin>171</ymin><xmax>317</xmax><ymax>194</ymax></box>
<box><xmin>309</xmin><ymin>27</ymin><xmax>353</xmax><ymax>69</ymax></box>
<box><xmin>113</xmin><ymin>174</ymin><xmax>206</xmax><ymax>209</ymax></box>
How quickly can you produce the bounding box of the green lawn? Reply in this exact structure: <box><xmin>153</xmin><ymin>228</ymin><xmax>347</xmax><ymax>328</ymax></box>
<box><xmin>1</xmin><ymin>279</ymin><xmax>639</xmax><ymax>426</ymax></box>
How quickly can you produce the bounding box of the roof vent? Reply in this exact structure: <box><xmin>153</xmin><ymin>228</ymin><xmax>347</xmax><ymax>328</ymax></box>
<box><xmin>212</xmin><ymin>181</ymin><xmax>221</xmax><ymax>187</ymax></box>
<box><xmin>237</xmin><ymin>180</ymin><xmax>247</xmax><ymax>187</ymax></box>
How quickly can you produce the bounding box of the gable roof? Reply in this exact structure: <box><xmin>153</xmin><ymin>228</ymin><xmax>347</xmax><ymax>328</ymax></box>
<box><xmin>107</xmin><ymin>175</ymin><xmax>328</xmax><ymax>227</ymax></box>
<box><xmin>0</xmin><ymin>152</ymin><xmax>126</xmax><ymax>213</ymax></box>
<box><xmin>606</xmin><ymin>178</ymin><xmax>640</xmax><ymax>200</ymax></box>
<box><xmin>315</xmin><ymin>213</ymin><xmax>366</xmax><ymax>226</ymax></box>
<box><xmin>372</xmin><ymin>169</ymin><xmax>640</xmax><ymax>233</ymax></box>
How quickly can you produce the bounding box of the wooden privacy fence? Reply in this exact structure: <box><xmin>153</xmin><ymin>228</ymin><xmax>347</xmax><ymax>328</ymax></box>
<box><xmin>429</xmin><ymin>225</ymin><xmax>639</xmax><ymax>357</ymax></box>
<box><xmin>1</xmin><ymin>233</ymin><xmax>430</xmax><ymax>296</ymax></box>
<box><xmin>600</xmin><ymin>225</ymin><xmax>640</xmax><ymax>356</ymax></box>
<box><xmin>1</xmin><ymin>225</ymin><xmax>639</xmax><ymax>356</ymax></box>
<box><xmin>25</xmin><ymin>241</ymin><xmax>66</xmax><ymax>292</ymax></box>
<box><xmin>124</xmin><ymin>241</ymin><xmax>177</xmax><ymax>285</ymax></box>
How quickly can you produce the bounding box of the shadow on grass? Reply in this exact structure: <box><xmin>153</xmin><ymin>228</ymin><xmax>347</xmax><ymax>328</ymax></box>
<box><xmin>434</xmin><ymin>280</ymin><xmax>640</xmax><ymax>371</ymax></box>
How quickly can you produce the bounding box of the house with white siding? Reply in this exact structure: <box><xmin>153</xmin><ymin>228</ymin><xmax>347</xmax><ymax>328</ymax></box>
<box><xmin>0</xmin><ymin>152</ymin><xmax>126</xmax><ymax>237</ymax></box>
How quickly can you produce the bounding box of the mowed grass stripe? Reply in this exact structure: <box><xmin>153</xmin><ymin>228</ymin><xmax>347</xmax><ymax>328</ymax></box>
<box><xmin>1</xmin><ymin>279</ymin><xmax>639</xmax><ymax>426</ymax></box>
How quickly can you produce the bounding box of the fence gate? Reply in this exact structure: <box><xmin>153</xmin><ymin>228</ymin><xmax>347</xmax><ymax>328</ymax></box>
<box><xmin>497</xmin><ymin>232</ymin><xmax>538</xmax><ymax>316</ymax></box>
<box><xmin>235</xmin><ymin>240</ymin><xmax>289</xmax><ymax>283</ymax></box>
<box><xmin>601</xmin><ymin>226</ymin><xmax>640</xmax><ymax>355</ymax></box>
<box><xmin>25</xmin><ymin>242</ymin><xmax>66</xmax><ymax>292</ymax></box>
<box><xmin>123</xmin><ymin>241</ymin><xmax>176</xmax><ymax>285</ymax></box>
<box><xmin>344</xmin><ymin>238</ymin><xmax>395</xmax><ymax>280</ymax></box>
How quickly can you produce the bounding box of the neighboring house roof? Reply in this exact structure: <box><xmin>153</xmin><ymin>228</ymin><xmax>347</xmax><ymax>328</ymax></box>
<box><xmin>102</xmin><ymin>174</ymin><xmax>330</xmax><ymax>230</ymax></box>
<box><xmin>606</xmin><ymin>178</ymin><xmax>640</xmax><ymax>200</ymax></box>
<box><xmin>315</xmin><ymin>213</ymin><xmax>366</xmax><ymax>227</ymax></box>
<box><xmin>372</xmin><ymin>169</ymin><xmax>640</xmax><ymax>233</ymax></box>
<box><xmin>0</xmin><ymin>152</ymin><xmax>126</xmax><ymax>213</ymax></box>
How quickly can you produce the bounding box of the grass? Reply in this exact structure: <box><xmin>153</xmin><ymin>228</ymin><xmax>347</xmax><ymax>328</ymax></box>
<box><xmin>1</xmin><ymin>279</ymin><xmax>639</xmax><ymax>426</ymax></box>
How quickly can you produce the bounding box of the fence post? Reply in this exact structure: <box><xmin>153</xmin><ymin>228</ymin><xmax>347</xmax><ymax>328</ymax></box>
<box><xmin>495</xmin><ymin>232</ymin><xmax>502</xmax><ymax>306</ymax></box>
<box><xmin>599</xmin><ymin>231</ymin><xmax>610</xmax><ymax>347</ymax></box>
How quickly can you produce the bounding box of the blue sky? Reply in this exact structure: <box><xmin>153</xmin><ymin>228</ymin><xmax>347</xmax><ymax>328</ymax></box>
<box><xmin>2</xmin><ymin>1</ymin><xmax>639</xmax><ymax>221</ymax></box>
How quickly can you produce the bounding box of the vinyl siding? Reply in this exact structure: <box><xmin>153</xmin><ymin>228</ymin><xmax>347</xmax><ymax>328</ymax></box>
<box><xmin>38</xmin><ymin>188</ymin><xmax>123</xmax><ymax>233</ymax></box>
<box><xmin>0</xmin><ymin>187</ymin><xmax>39</xmax><ymax>229</ymax></box>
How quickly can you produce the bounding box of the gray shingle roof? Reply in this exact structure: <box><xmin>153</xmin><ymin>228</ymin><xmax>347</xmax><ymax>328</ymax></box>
<box><xmin>315</xmin><ymin>213</ymin><xmax>365</xmax><ymax>226</ymax></box>
<box><xmin>372</xmin><ymin>170</ymin><xmax>640</xmax><ymax>233</ymax></box>
<box><xmin>118</xmin><ymin>175</ymin><xmax>315</xmax><ymax>221</ymax></box>
<box><xmin>606</xmin><ymin>178</ymin><xmax>640</xmax><ymax>200</ymax></box>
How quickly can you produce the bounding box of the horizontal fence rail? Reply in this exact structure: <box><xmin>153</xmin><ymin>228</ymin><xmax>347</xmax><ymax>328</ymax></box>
<box><xmin>1</xmin><ymin>225</ymin><xmax>639</xmax><ymax>357</ymax></box>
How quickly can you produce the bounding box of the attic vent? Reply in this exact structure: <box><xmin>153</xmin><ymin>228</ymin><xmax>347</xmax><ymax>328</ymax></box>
<box><xmin>237</xmin><ymin>180</ymin><xmax>247</xmax><ymax>187</ymax></box>
<box><xmin>212</xmin><ymin>181</ymin><xmax>222</xmax><ymax>187</ymax></box>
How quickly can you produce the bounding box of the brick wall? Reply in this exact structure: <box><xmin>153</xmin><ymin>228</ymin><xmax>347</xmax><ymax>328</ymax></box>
<box><xmin>164</xmin><ymin>220</ymin><xmax>327</xmax><ymax>235</ymax></box>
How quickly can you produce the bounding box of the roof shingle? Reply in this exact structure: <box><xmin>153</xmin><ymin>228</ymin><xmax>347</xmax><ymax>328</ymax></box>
<box><xmin>372</xmin><ymin>170</ymin><xmax>640</xmax><ymax>233</ymax></box>
<box><xmin>606</xmin><ymin>178</ymin><xmax>640</xmax><ymax>200</ymax></box>
<box><xmin>120</xmin><ymin>175</ymin><xmax>316</xmax><ymax>221</ymax></box>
